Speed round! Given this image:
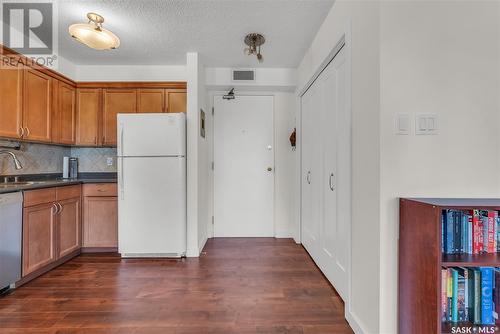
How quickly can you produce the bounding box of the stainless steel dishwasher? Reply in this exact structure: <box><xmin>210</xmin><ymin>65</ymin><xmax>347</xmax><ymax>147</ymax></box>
<box><xmin>0</xmin><ymin>192</ymin><xmax>22</xmax><ymax>293</ymax></box>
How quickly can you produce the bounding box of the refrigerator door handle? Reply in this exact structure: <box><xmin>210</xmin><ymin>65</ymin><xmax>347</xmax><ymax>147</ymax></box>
<box><xmin>119</xmin><ymin>157</ymin><xmax>125</xmax><ymax>200</ymax></box>
<box><xmin>120</xmin><ymin>123</ymin><xmax>125</xmax><ymax>156</ymax></box>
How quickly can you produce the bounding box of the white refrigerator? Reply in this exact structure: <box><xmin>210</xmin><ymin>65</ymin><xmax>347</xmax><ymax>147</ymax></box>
<box><xmin>117</xmin><ymin>113</ymin><xmax>186</xmax><ymax>258</ymax></box>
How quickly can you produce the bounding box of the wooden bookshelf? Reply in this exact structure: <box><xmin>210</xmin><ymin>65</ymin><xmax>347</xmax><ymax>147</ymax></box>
<box><xmin>399</xmin><ymin>198</ymin><xmax>500</xmax><ymax>334</ymax></box>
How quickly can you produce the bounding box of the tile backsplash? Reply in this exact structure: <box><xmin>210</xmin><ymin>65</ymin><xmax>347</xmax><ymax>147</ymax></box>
<box><xmin>0</xmin><ymin>140</ymin><xmax>70</xmax><ymax>175</ymax></box>
<box><xmin>0</xmin><ymin>140</ymin><xmax>117</xmax><ymax>175</ymax></box>
<box><xmin>71</xmin><ymin>147</ymin><xmax>117</xmax><ymax>173</ymax></box>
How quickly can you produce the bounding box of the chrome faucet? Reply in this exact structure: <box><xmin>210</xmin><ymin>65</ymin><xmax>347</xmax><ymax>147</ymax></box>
<box><xmin>0</xmin><ymin>150</ymin><xmax>23</xmax><ymax>170</ymax></box>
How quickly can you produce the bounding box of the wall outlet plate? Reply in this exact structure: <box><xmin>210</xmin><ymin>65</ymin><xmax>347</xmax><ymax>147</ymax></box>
<box><xmin>106</xmin><ymin>157</ymin><xmax>114</xmax><ymax>166</ymax></box>
<box><xmin>415</xmin><ymin>113</ymin><xmax>438</xmax><ymax>135</ymax></box>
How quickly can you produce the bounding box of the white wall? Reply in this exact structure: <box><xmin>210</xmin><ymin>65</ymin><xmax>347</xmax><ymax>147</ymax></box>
<box><xmin>205</xmin><ymin>91</ymin><xmax>297</xmax><ymax>239</ymax></box>
<box><xmin>186</xmin><ymin>52</ymin><xmax>201</xmax><ymax>257</ymax></box>
<box><xmin>206</xmin><ymin>67</ymin><xmax>296</xmax><ymax>92</ymax></box>
<box><xmin>197</xmin><ymin>61</ymin><xmax>210</xmax><ymax>253</ymax></box>
<box><xmin>379</xmin><ymin>2</ymin><xmax>500</xmax><ymax>333</ymax></box>
<box><xmin>297</xmin><ymin>1</ymin><xmax>381</xmax><ymax>333</ymax></box>
<box><xmin>74</xmin><ymin>65</ymin><xmax>186</xmax><ymax>81</ymax></box>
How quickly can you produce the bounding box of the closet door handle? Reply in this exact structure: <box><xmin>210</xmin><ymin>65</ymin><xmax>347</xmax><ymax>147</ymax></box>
<box><xmin>306</xmin><ymin>171</ymin><xmax>311</xmax><ymax>184</ymax></box>
<box><xmin>329</xmin><ymin>173</ymin><xmax>335</xmax><ymax>191</ymax></box>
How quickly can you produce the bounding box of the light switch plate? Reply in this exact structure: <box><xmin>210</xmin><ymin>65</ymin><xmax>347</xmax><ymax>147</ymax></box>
<box><xmin>415</xmin><ymin>113</ymin><xmax>438</xmax><ymax>135</ymax></box>
<box><xmin>395</xmin><ymin>113</ymin><xmax>410</xmax><ymax>135</ymax></box>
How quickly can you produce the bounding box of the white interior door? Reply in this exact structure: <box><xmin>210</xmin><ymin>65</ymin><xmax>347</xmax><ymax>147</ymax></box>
<box><xmin>301</xmin><ymin>46</ymin><xmax>350</xmax><ymax>301</ymax></box>
<box><xmin>213</xmin><ymin>95</ymin><xmax>274</xmax><ymax>237</ymax></box>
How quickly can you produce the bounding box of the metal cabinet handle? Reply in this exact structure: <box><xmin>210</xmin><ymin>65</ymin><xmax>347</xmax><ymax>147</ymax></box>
<box><xmin>306</xmin><ymin>171</ymin><xmax>311</xmax><ymax>184</ymax></box>
<box><xmin>24</xmin><ymin>127</ymin><xmax>30</xmax><ymax>137</ymax></box>
<box><xmin>19</xmin><ymin>127</ymin><xmax>24</xmax><ymax>137</ymax></box>
<box><xmin>52</xmin><ymin>203</ymin><xmax>58</xmax><ymax>214</ymax></box>
<box><xmin>57</xmin><ymin>203</ymin><xmax>63</xmax><ymax>214</ymax></box>
<box><xmin>329</xmin><ymin>173</ymin><xmax>335</xmax><ymax>191</ymax></box>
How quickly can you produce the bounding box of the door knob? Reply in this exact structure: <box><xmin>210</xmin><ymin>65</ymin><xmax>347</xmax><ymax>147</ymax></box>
<box><xmin>267</xmin><ymin>167</ymin><xmax>273</xmax><ymax>172</ymax></box>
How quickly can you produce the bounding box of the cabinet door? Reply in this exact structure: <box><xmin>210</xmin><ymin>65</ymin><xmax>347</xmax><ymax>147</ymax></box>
<box><xmin>0</xmin><ymin>56</ymin><xmax>23</xmax><ymax>139</ymax></box>
<box><xmin>138</xmin><ymin>89</ymin><xmax>164</xmax><ymax>113</ymax></box>
<box><xmin>23</xmin><ymin>68</ymin><xmax>52</xmax><ymax>142</ymax></box>
<box><xmin>23</xmin><ymin>203</ymin><xmax>57</xmax><ymax>276</ymax></box>
<box><xmin>103</xmin><ymin>89</ymin><xmax>136</xmax><ymax>146</ymax></box>
<box><xmin>76</xmin><ymin>88</ymin><xmax>101</xmax><ymax>146</ymax></box>
<box><xmin>54</xmin><ymin>81</ymin><xmax>76</xmax><ymax>144</ymax></box>
<box><xmin>57</xmin><ymin>197</ymin><xmax>81</xmax><ymax>258</ymax></box>
<box><xmin>165</xmin><ymin>90</ymin><xmax>186</xmax><ymax>113</ymax></box>
<box><xmin>83</xmin><ymin>196</ymin><xmax>118</xmax><ymax>247</ymax></box>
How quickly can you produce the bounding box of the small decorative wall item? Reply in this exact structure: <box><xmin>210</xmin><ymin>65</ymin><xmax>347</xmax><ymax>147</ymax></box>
<box><xmin>289</xmin><ymin>128</ymin><xmax>296</xmax><ymax>150</ymax></box>
<box><xmin>200</xmin><ymin>109</ymin><xmax>206</xmax><ymax>138</ymax></box>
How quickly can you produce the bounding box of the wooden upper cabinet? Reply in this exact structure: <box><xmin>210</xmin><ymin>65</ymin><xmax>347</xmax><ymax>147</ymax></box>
<box><xmin>53</xmin><ymin>81</ymin><xmax>76</xmax><ymax>145</ymax></box>
<box><xmin>103</xmin><ymin>89</ymin><xmax>137</xmax><ymax>146</ymax></box>
<box><xmin>166</xmin><ymin>90</ymin><xmax>187</xmax><ymax>113</ymax></box>
<box><xmin>23</xmin><ymin>68</ymin><xmax>52</xmax><ymax>142</ymax></box>
<box><xmin>138</xmin><ymin>89</ymin><xmax>164</xmax><ymax>113</ymax></box>
<box><xmin>76</xmin><ymin>88</ymin><xmax>101</xmax><ymax>146</ymax></box>
<box><xmin>23</xmin><ymin>203</ymin><xmax>57</xmax><ymax>276</ymax></box>
<box><xmin>0</xmin><ymin>56</ymin><xmax>23</xmax><ymax>139</ymax></box>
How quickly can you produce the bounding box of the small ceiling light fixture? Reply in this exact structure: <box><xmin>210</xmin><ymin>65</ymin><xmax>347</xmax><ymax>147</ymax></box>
<box><xmin>69</xmin><ymin>12</ymin><xmax>120</xmax><ymax>50</ymax></box>
<box><xmin>244</xmin><ymin>33</ymin><xmax>265</xmax><ymax>63</ymax></box>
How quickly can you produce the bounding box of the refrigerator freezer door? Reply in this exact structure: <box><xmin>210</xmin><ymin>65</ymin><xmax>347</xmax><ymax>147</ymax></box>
<box><xmin>118</xmin><ymin>156</ymin><xmax>186</xmax><ymax>257</ymax></box>
<box><xmin>117</xmin><ymin>113</ymin><xmax>186</xmax><ymax>157</ymax></box>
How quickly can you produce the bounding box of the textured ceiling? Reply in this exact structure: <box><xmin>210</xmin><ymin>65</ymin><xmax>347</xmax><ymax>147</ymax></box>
<box><xmin>56</xmin><ymin>0</ymin><xmax>334</xmax><ymax>67</ymax></box>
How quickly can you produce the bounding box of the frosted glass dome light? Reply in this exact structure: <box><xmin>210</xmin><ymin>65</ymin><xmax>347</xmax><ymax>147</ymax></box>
<box><xmin>69</xmin><ymin>13</ymin><xmax>120</xmax><ymax>50</ymax></box>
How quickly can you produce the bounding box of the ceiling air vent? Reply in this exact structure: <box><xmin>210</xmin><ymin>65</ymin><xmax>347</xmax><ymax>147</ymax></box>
<box><xmin>232</xmin><ymin>69</ymin><xmax>255</xmax><ymax>82</ymax></box>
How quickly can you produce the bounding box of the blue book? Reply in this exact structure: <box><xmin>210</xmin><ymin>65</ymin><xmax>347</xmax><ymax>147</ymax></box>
<box><xmin>447</xmin><ymin>210</ymin><xmax>454</xmax><ymax>254</ymax></box>
<box><xmin>481</xmin><ymin>267</ymin><xmax>494</xmax><ymax>324</ymax></box>
<box><xmin>461</xmin><ymin>212</ymin><xmax>467</xmax><ymax>253</ymax></box>
<box><xmin>451</xmin><ymin>268</ymin><xmax>459</xmax><ymax>322</ymax></box>
<box><xmin>442</xmin><ymin>211</ymin><xmax>446</xmax><ymax>253</ymax></box>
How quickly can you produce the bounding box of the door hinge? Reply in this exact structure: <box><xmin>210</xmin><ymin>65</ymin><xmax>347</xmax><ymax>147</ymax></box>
<box><xmin>212</xmin><ymin>216</ymin><xmax>214</xmax><ymax>225</ymax></box>
<box><xmin>211</xmin><ymin>161</ymin><xmax>214</xmax><ymax>170</ymax></box>
<box><xmin>212</xmin><ymin>107</ymin><xmax>214</xmax><ymax>115</ymax></box>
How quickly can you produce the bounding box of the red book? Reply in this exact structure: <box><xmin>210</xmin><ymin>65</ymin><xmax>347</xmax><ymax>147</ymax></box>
<box><xmin>488</xmin><ymin>211</ymin><xmax>496</xmax><ymax>253</ymax></box>
<box><xmin>471</xmin><ymin>210</ymin><xmax>482</xmax><ymax>254</ymax></box>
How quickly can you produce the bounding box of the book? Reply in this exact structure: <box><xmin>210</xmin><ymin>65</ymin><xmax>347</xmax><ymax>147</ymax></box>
<box><xmin>451</xmin><ymin>268</ymin><xmax>459</xmax><ymax>322</ymax></box>
<box><xmin>467</xmin><ymin>268</ymin><xmax>475</xmax><ymax>322</ymax></box>
<box><xmin>473</xmin><ymin>268</ymin><xmax>481</xmax><ymax>324</ymax></box>
<box><xmin>487</xmin><ymin>211</ymin><xmax>496</xmax><ymax>253</ymax></box>
<box><xmin>456</xmin><ymin>268</ymin><xmax>467</xmax><ymax>321</ymax></box>
<box><xmin>448</xmin><ymin>268</ymin><xmax>453</xmax><ymax>321</ymax></box>
<box><xmin>471</xmin><ymin>210</ymin><xmax>482</xmax><ymax>254</ymax></box>
<box><xmin>481</xmin><ymin>267</ymin><xmax>494</xmax><ymax>325</ymax></box>
<box><xmin>481</xmin><ymin>211</ymin><xmax>489</xmax><ymax>253</ymax></box>
<box><xmin>497</xmin><ymin>213</ymin><xmax>500</xmax><ymax>252</ymax></box>
<box><xmin>446</xmin><ymin>210</ymin><xmax>455</xmax><ymax>254</ymax></box>
<box><xmin>442</xmin><ymin>269</ymin><xmax>448</xmax><ymax>322</ymax></box>
<box><xmin>494</xmin><ymin>269</ymin><xmax>500</xmax><ymax>324</ymax></box>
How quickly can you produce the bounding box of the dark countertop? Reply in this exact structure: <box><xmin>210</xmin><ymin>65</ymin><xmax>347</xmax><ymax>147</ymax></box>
<box><xmin>0</xmin><ymin>173</ymin><xmax>117</xmax><ymax>194</ymax></box>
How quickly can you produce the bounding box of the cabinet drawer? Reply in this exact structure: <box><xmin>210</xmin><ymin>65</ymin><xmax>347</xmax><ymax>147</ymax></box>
<box><xmin>83</xmin><ymin>183</ymin><xmax>117</xmax><ymax>197</ymax></box>
<box><xmin>56</xmin><ymin>185</ymin><xmax>81</xmax><ymax>201</ymax></box>
<box><xmin>23</xmin><ymin>188</ymin><xmax>56</xmax><ymax>207</ymax></box>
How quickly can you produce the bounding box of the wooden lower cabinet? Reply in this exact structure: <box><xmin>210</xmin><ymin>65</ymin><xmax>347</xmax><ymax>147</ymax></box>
<box><xmin>83</xmin><ymin>184</ymin><xmax>118</xmax><ymax>248</ymax></box>
<box><xmin>22</xmin><ymin>203</ymin><xmax>57</xmax><ymax>276</ymax></box>
<box><xmin>57</xmin><ymin>197</ymin><xmax>81</xmax><ymax>258</ymax></box>
<box><xmin>22</xmin><ymin>185</ymin><xmax>81</xmax><ymax>277</ymax></box>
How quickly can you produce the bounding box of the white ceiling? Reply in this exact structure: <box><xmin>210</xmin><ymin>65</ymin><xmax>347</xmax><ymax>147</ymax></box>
<box><xmin>56</xmin><ymin>0</ymin><xmax>334</xmax><ymax>67</ymax></box>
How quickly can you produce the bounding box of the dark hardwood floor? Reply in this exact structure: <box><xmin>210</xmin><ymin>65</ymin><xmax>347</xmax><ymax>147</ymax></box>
<box><xmin>0</xmin><ymin>238</ymin><xmax>353</xmax><ymax>334</ymax></box>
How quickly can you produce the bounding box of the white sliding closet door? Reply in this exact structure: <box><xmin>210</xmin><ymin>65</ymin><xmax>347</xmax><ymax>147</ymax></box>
<box><xmin>301</xmin><ymin>46</ymin><xmax>350</xmax><ymax>302</ymax></box>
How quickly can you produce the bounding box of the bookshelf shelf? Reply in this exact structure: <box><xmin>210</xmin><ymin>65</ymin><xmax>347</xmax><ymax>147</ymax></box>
<box><xmin>442</xmin><ymin>253</ymin><xmax>500</xmax><ymax>267</ymax></box>
<box><xmin>399</xmin><ymin>198</ymin><xmax>500</xmax><ymax>334</ymax></box>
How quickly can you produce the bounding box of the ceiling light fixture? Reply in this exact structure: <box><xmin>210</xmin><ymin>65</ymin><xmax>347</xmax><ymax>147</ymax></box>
<box><xmin>244</xmin><ymin>33</ymin><xmax>265</xmax><ymax>63</ymax></box>
<box><xmin>69</xmin><ymin>13</ymin><xmax>120</xmax><ymax>50</ymax></box>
